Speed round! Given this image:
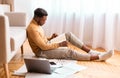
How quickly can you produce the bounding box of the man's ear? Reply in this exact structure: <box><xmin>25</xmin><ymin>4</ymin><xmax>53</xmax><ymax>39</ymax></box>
<box><xmin>35</xmin><ymin>17</ymin><xmax>40</xmax><ymax>22</ymax></box>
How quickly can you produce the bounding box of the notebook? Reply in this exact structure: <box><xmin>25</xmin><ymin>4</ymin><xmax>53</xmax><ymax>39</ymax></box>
<box><xmin>24</xmin><ymin>58</ymin><xmax>57</xmax><ymax>74</ymax></box>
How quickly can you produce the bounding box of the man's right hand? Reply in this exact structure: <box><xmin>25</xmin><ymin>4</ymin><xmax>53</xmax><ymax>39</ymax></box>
<box><xmin>59</xmin><ymin>41</ymin><xmax>68</xmax><ymax>47</ymax></box>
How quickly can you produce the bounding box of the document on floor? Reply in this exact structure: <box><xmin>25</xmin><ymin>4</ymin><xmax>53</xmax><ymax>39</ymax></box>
<box><xmin>25</xmin><ymin>62</ymin><xmax>87</xmax><ymax>78</ymax></box>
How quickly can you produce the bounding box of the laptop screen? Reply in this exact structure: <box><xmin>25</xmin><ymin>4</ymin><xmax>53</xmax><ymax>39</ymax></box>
<box><xmin>24</xmin><ymin>58</ymin><xmax>52</xmax><ymax>74</ymax></box>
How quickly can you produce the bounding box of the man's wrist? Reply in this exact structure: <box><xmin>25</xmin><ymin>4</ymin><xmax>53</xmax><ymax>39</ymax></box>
<box><xmin>59</xmin><ymin>43</ymin><xmax>62</xmax><ymax>47</ymax></box>
<box><xmin>59</xmin><ymin>43</ymin><xmax>61</xmax><ymax>46</ymax></box>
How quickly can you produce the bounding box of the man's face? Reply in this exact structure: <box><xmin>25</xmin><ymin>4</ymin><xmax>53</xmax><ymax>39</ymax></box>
<box><xmin>38</xmin><ymin>16</ymin><xmax>47</xmax><ymax>26</ymax></box>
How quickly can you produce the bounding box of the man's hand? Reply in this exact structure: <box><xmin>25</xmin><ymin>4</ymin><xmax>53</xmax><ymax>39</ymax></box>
<box><xmin>59</xmin><ymin>41</ymin><xmax>68</xmax><ymax>47</ymax></box>
<box><xmin>51</xmin><ymin>33</ymin><xmax>58</xmax><ymax>39</ymax></box>
<box><xmin>47</xmin><ymin>33</ymin><xmax>58</xmax><ymax>41</ymax></box>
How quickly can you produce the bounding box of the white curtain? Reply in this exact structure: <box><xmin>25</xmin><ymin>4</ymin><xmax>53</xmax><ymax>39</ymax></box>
<box><xmin>27</xmin><ymin>0</ymin><xmax>120</xmax><ymax>51</ymax></box>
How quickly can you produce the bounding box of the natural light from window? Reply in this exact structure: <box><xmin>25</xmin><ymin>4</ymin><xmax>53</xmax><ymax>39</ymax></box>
<box><xmin>32</xmin><ymin>0</ymin><xmax>120</xmax><ymax>14</ymax></box>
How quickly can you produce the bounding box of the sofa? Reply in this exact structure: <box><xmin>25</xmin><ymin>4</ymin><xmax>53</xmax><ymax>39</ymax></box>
<box><xmin>0</xmin><ymin>4</ymin><xmax>27</xmax><ymax>78</ymax></box>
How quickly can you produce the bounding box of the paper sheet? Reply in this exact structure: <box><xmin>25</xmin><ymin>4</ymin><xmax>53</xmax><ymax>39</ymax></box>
<box><xmin>25</xmin><ymin>62</ymin><xmax>87</xmax><ymax>78</ymax></box>
<box><xmin>12</xmin><ymin>65</ymin><xmax>27</xmax><ymax>76</ymax></box>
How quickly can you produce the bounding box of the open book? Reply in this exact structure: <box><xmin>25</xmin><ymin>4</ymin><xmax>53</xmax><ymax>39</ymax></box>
<box><xmin>50</xmin><ymin>33</ymin><xmax>66</xmax><ymax>43</ymax></box>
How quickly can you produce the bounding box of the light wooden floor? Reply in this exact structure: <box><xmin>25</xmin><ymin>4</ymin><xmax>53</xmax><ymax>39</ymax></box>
<box><xmin>0</xmin><ymin>40</ymin><xmax>120</xmax><ymax>78</ymax></box>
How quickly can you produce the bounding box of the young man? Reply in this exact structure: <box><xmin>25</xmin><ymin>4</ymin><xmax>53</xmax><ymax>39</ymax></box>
<box><xmin>26</xmin><ymin>8</ymin><xmax>113</xmax><ymax>61</ymax></box>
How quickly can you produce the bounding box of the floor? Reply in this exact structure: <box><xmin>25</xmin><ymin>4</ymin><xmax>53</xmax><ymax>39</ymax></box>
<box><xmin>0</xmin><ymin>40</ymin><xmax>120</xmax><ymax>78</ymax></box>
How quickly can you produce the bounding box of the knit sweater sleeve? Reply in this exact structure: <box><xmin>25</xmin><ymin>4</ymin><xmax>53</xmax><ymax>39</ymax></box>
<box><xmin>28</xmin><ymin>27</ymin><xmax>59</xmax><ymax>50</ymax></box>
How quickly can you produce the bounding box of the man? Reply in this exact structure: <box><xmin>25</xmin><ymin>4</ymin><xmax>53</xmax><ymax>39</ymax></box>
<box><xmin>27</xmin><ymin>8</ymin><xmax>113</xmax><ymax>61</ymax></box>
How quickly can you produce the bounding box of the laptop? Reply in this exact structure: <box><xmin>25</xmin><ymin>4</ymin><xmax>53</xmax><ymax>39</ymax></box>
<box><xmin>24</xmin><ymin>58</ymin><xmax>57</xmax><ymax>74</ymax></box>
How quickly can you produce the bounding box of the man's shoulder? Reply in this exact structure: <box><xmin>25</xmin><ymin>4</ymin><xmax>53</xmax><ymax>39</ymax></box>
<box><xmin>27</xmin><ymin>25</ymin><xmax>38</xmax><ymax>34</ymax></box>
<box><xmin>28</xmin><ymin>22</ymin><xmax>38</xmax><ymax>29</ymax></box>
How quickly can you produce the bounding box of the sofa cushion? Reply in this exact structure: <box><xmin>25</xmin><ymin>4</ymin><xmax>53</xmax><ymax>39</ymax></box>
<box><xmin>10</xmin><ymin>27</ymin><xmax>26</xmax><ymax>51</ymax></box>
<box><xmin>5</xmin><ymin>12</ymin><xmax>26</xmax><ymax>26</ymax></box>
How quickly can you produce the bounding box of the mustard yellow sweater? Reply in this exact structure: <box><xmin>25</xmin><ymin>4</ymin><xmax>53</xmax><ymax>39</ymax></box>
<box><xmin>26</xmin><ymin>19</ymin><xmax>59</xmax><ymax>53</ymax></box>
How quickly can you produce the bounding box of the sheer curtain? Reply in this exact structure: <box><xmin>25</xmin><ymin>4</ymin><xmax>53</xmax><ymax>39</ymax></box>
<box><xmin>29</xmin><ymin>0</ymin><xmax>120</xmax><ymax>51</ymax></box>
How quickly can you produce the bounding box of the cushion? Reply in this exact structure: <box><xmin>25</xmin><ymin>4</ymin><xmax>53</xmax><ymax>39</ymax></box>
<box><xmin>5</xmin><ymin>12</ymin><xmax>26</xmax><ymax>26</ymax></box>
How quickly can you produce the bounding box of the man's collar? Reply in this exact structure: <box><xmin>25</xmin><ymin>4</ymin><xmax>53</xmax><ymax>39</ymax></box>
<box><xmin>32</xmin><ymin>19</ymin><xmax>39</xmax><ymax>26</ymax></box>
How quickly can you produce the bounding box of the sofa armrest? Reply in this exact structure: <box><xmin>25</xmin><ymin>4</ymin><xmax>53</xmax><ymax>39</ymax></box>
<box><xmin>5</xmin><ymin>12</ymin><xmax>26</xmax><ymax>27</ymax></box>
<box><xmin>0</xmin><ymin>15</ymin><xmax>11</xmax><ymax>63</ymax></box>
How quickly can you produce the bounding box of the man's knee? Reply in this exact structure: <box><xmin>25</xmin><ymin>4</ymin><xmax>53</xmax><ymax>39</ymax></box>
<box><xmin>65</xmin><ymin>32</ymin><xmax>72</xmax><ymax>40</ymax></box>
<box><xmin>65</xmin><ymin>32</ymin><xmax>72</xmax><ymax>36</ymax></box>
